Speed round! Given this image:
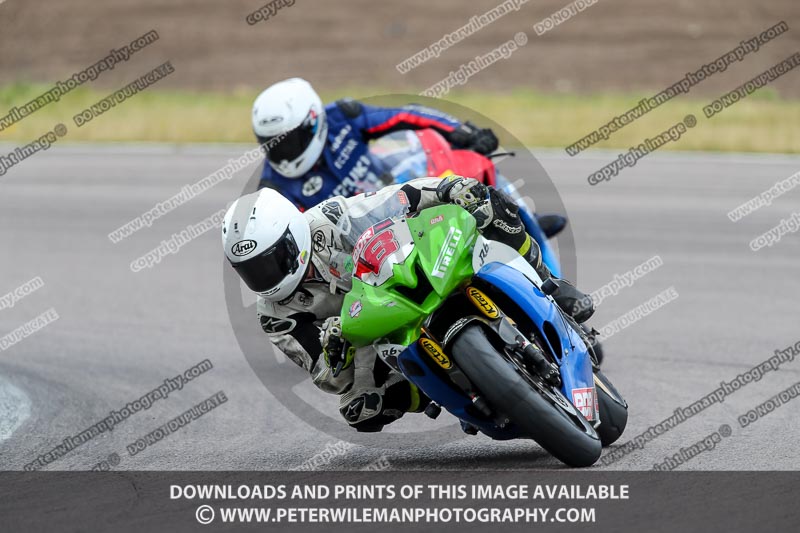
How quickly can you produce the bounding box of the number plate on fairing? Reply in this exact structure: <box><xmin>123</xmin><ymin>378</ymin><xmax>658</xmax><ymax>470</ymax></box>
<box><xmin>352</xmin><ymin>218</ymin><xmax>414</xmax><ymax>287</ymax></box>
<box><xmin>472</xmin><ymin>235</ymin><xmax>544</xmax><ymax>287</ymax></box>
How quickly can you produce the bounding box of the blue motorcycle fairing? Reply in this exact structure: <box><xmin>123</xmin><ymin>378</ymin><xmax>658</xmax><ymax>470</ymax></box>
<box><xmin>475</xmin><ymin>262</ymin><xmax>594</xmax><ymax>400</ymax></box>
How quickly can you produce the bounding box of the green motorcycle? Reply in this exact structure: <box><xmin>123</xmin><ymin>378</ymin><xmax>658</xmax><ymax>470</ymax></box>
<box><xmin>337</xmin><ymin>192</ymin><xmax>627</xmax><ymax>467</ymax></box>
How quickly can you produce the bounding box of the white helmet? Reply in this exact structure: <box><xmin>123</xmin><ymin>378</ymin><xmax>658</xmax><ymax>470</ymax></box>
<box><xmin>222</xmin><ymin>188</ymin><xmax>311</xmax><ymax>301</ymax></box>
<box><xmin>252</xmin><ymin>78</ymin><xmax>328</xmax><ymax>178</ymax></box>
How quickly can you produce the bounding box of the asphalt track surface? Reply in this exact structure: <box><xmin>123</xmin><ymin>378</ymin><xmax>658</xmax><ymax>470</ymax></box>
<box><xmin>1</xmin><ymin>144</ymin><xmax>799</xmax><ymax>471</ymax></box>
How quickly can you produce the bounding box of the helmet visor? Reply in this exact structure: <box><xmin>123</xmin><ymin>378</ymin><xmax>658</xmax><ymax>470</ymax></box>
<box><xmin>262</xmin><ymin>110</ymin><xmax>320</xmax><ymax>165</ymax></box>
<box><xmin>231</xmin><ymin>227</ymin><xmax>301</xmax><ymax>294</ymax></box>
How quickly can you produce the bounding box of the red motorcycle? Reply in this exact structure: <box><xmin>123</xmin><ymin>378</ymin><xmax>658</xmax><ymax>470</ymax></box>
<box><xmin>369</xmin><ymin>128</ymin><xmax>563</xmax><ymax>277</ymax></box>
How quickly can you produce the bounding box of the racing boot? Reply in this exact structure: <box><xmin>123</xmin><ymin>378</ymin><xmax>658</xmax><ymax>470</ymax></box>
<box><xmin>339</xmin><ymin>378</ymin><xmax>429</xmax><ymax>432</ymax></box>
<box><xmin>536</xmin><ymin>214</ymin><xmax>567</xmax><ymax>239</ymax></box>
<box><xmin>521</xmin><ymin>234</ymin><xmax>595</xmax><ymax>324</ymax></box>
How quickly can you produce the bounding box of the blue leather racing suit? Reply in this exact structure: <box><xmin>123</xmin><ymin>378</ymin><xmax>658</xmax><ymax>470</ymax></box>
<box><xmin>257</xmin><ymin>99</ymin><xmax>464</xmax><ymax>210</ymax></box>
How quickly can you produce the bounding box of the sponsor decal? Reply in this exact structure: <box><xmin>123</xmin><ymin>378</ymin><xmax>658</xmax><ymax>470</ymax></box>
<box><xmin>321</xmin><ymin>201</ymin><xmax>344</xmax><ymax>224</ymax></box>
<box><xmin>397</xmin><ymin>191</ymin><xmax>409</xmax><ymax>206</ymax></box>
<box><xmin>432</xmin><ymin>227</ymin><xmax>463</xmax><ymax>278</ymax></box>
<box><xmin>571</xmin><ymin>387</ymin><xmax>599</xmax><ymax>421</ymax></box>
<box><xmin>329</xmin><ymin>265</ymin><xmax>341</xmax><ymax>279</ymax></box>
<box><xmin>430</xmin><ymin>215</ymin><xmax>444</xmax><ymax>225</ymax></box>
<box><xmin>493</xmin><ymin>219</ymin><xmax>523</xmax><ymax>234</ymax></box>
<box><xmin>373</xmin><ymin>218</ymin><xmax>394</xmax><ymax>232</ymax></box>
<box><xmin>295</xmin><ymin>291</ymin><xmax>312</xmax><ymax>307</ymax></box>
<box><xmin>466</xmin><ymin>287</ymin><xmax>500</xmax><ymax>319</ymax></box>
<box><xmin>302</xmin><ymin>175</ymin><xmax>324</xmax><ymax>197</ymax></box>
<box><xmin>299</xmin><ymin>250</ymin><xmax>307</xmax><ymax>265</ymax></box>
<box><xmin>330</xmin><ymin>124</ymin><xmax>352</xmax><ymax>152</ymax></box>
<box><xmin>305</xmin><ymin>108</ymin><xmax>319</xmax><ymax>133</ymax></box>
<box><xmin>376</xmin><ymin>343</ymin><xmax>403</xmax><ymax>366</ymax></box>
<box><xmin>260</xmin><ymin>316</ymin><xmax>296</xmax><ymax>334</ymax></box>
<box><xmin>420</xmin><ymin>338</ymin><xmax>451</xmax><ymax>370</ymax></box>
<box><xmin>347</xmin><ymin>154</ymin><xmax>374</xmax><ymax>183</ymax></box>
<box><xmin>349</xmin><ymin>299</ymin><xmax>363</xmax><ymax>318</ymax></box>
<box><xmin>334</xmin><ymin>139</ymin><xmax>359</xmax><ymax>170</ymax></box>
<box><xmin>259</xmin><ymin>115</ymin><xmax>284</xmax><ymax>125</ymax></box>
<box><xmin>352</xmin><ymin>226</ymin><xmax>375</xmax><ymax>264</ymax></box>
<box><xmin>477</xmin><ymin>241</ymin><xmax>490</xmax><ymax>267</ymax></box>
<box><xmin>231</xmin><ymin>239</ymin><xmax>257</xmax><ymax>257</ymax></box>
<box><xmin>312</xmin><ymin>230</ymin><xmax>327</xmax><ymax>253</ymax></box>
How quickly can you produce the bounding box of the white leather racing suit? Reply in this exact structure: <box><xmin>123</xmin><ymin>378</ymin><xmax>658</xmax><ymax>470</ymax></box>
<box><xmin>257</xmin><ymin>178</ymin><xmax>450</xmax><ymax>429</ymax></box>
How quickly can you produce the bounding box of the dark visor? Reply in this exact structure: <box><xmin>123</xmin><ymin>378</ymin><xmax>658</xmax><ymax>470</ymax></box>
<box><xmin>261</xmin><ymin>112</ymin><xmax>318</xmax><ymax>165</ymax></box>
<box><xmin>231</xmin><ymin>227</ymin><xmax>300</xmax><ymax>293</ymax></box>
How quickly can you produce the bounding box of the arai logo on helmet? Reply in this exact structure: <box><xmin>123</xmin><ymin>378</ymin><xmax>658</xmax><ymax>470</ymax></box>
<box><xmin>231</xmin><ymin>240</ymin><xmax>257</xmax><ymax>257</ymax></box>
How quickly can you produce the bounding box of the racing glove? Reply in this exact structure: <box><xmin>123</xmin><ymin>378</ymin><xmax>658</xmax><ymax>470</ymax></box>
<box><xmin>445</xmin><ymin>121</ymin><xmax>499</xmax><ymax>155</ymax></box>
<box><xmin>319</xmin><ymin>316</ymin><xmax>355</xmax><ymax>378</ymax></box>
<box><xmin>436</xmin><ymin>175</ymin><xmax>489</xmax><ymax>211</ymax></box>
<box><xmin>440</xmin><ymin>177</ymin><xmax>596</xmax><ymax>324</ymax></box>
<box><xmin>437</xmin><ymin>176</ymin><xmax>530</xmax><ymax>258</ymax></box>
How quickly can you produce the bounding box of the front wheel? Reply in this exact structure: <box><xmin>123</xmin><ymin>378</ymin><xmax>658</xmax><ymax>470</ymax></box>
<box><xmin>451</xmin><ymin>325</ymin><xmax>601</xmax><ymax>467</ymax></box>
<box><xmin>594</xmin><ymin>370</ymin><xmax>628</xmax><ymax>446</ymax></box>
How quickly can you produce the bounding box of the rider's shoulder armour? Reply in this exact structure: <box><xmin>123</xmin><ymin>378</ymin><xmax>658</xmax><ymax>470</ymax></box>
<box><xmin>335</xmin><ymin>98</ymin><xmax>364</xmax><ymax>119</ymax></box>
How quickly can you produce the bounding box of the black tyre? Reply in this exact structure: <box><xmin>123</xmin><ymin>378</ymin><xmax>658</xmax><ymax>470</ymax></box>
<box><xmin>594</xmin><ymin>370</ymin><xmax>628</xmax><ymax>447</ymax></box>
<box><xmin>451</xmin><ymin>325</ymin><xmax>602</xmax><ymax>467</ymax></box>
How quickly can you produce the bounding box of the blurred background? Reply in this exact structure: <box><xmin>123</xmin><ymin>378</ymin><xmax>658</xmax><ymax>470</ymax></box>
<box><xmin>1</xmin><ymin>0</ymin><xmax>799</xmax><ymax>151</ymax></box>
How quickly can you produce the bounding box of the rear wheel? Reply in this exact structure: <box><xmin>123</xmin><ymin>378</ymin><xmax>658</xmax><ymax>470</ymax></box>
<box><xmin>451</xmin><ymin>325</ymin><xmax>601</xmax><ymax>467</ymax></box>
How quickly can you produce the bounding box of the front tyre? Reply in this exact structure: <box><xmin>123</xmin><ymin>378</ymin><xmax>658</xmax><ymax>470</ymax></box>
<box><xmin>451</xmin><ymin>325</ymin><xmax>602</xmax><ymax>467</ymax></box>
<box><xmin>594</xmin><ymin>370</ymin><xmax>628</xmax><ymax>446</ymax></box>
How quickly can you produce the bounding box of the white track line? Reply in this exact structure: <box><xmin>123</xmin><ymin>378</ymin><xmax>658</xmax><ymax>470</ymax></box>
<box><xmin>0</xmin><ymin>376</ymin><xmax>31</xmax><ymax>443</ymax></box>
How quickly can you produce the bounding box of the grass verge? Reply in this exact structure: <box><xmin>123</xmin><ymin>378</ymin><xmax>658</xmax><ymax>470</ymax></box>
<box><xmin>1</xmin><ymin>83</ymin><xmax>798</xmax><ymax>153</ymax></box>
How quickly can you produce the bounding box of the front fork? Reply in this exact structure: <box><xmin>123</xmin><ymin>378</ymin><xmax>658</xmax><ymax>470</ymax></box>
<box><xmin>445</xmin><ymin>287</ymin><xmax>560</xmax><ymax>386</ymax></box>
<box><xmin>417</xmin><ymin>286</ymin><xmax>562</xmax><ymax>409</ymax></box>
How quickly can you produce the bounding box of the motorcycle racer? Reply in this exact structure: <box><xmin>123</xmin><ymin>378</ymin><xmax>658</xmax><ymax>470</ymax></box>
<box><xmin>222</xmin><ymin>176</ymin><xmax>593</xmax><ymax>432</ymax></box>
<box><xmin>252</xmin><ymin>77</ymin><xmax>500</xmax><ymax>209</ymax></box>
